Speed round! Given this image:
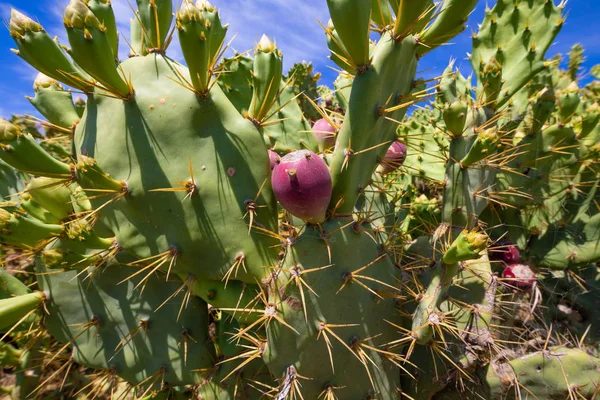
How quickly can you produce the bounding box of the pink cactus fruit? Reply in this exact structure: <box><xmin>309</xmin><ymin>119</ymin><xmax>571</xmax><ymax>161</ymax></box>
<box><xmin>271</xmin><ymin>150</ymin><xmax>332</xmax><ymax>224</ymax></box>
<box><xmin>312</xmin><ymin>118</ymin><xmax>337</xmax><ymax>151</ymax></box>
<box><xmin>502</xmin><ymin>245</ymin><xmax>520</xmax><ymax>264</ymax></box>
<box><xmin>268</xmin><ymin>149</ymin><xmax>280</xmax><ymax>170</ymax></box>
<box><xmin>502</xmin><ymin>263</ymin><xmax>536</xmax><ymax>289</ymax></box>
<box><xmin>377</xmin><ymin>141</ymin><xmax>407</xmax><ymax>174</ymax></box>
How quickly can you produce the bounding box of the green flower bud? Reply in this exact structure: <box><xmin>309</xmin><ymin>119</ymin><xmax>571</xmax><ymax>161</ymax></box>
<box><xmin>33</xmin><ymin>72</ymin><xmax>63</xmax><ymax>91</ymax></box>
<box><xmin>0</xmin><ymin>119</ymin><xmax>22</xmax><ymax>142</ymax></box>
<box><xmin>196</xmin><ymin>0</ymin><xmax>216</xmax><ymax>12</ymax></box>
<box><xmin>443</xmin><ymin>229</ymin><xmax>488</xmax><ymax>264</ymax></box>
<box><xmin>177</xmin><ymin>1</ymin><xmax>201</xmax><ymax>24</ymax></box>
<box><xmin>0</xmin><ymin>209</ymin><xmax>13</xmax><ymax>230</ymax></box>
<box><xmin>42</xmin><ymin>249</ymin><xmax>65</xmax><ymax>268</ymax></box>
<box><xmin>9</xmin><ymin>9</ymin><xmax>43</xmax><ymax>38</ymax></box>
<box><xmin>256</xmin><ymin>34</ymin><xmax>278</xmax><ymax>54</ymax></box>
<box><xmin>64</xmin><ymin>0</ymin><xmax>101</xmax><ymax>30</ymax></box>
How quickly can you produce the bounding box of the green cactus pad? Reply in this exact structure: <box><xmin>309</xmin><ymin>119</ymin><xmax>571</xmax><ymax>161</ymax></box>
<box><xmin>74</xmin><ymin>54</ymin><xmax>279</xmax><ymax>283</ymax></box>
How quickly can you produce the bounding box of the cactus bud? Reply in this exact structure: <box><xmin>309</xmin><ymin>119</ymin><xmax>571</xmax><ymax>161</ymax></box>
<box><xmin>0</xmin><ymin>119</ymin><xmax>22</xmax><ymax>142</ymax></box>
<box><xmin>443</xmin><ymin>100</ymin><xmax>468</xmax><ymax>138</ymax></box>
<box><xmin>29</xmin><ymin>73</ymin><xmax>81</xmax><ymax>129</ymax></box>
<box><xmin>557</xmin><ymin>81</ymin><xmax>581</xmax><ymax>124</ymax></box>
<box><xmin>136</xmin><ymin>0</ymin><xmax>173</xmax><ymax>51</ymax></box>
<box><xmin>0</xmin><ymin>291</ymin><xmax>46</xmax><ymax>332</ymax></box>
<box><xmin>177</xmin><ymin>0</ymin><xmax>226</xmax><ymax>94</ymax></box>
<box><xmin>248</xmin><ymin>35</ymin><xmax>283</xmax><ymax>122</ymax></box>
<box><xmin>443</xmin><ymin>230</ymin><xmax>488</xmax><ymax>264</ymax></box>
<box><xmin>580</xmin><ymin>102</ymin><xmax>600</xmax><ymax>143</ymax></box>
<box><xmin>460</xmin><ymin>127</ymin><xmax>499</xmax><ymax>168</ymax></box>
<box><xmin>64</xmin><ymin>0</ymin><xmax>101</xmax><ymax>29</ymax></box>
<box><xmin>326</xmin><ymin>0</ymin><xmax>371</xmax><ymax>68</ymax></box>
<box><xmin>26</xmin><ymin>177</ymin><xmax>74</xmax><ymax>221</ymax></box>
<box><xmin>76</xmin><ymin>155</ymin><xmax>127</xmax><ymax>193</ymax></box>
<box><xmin>9</xmin><ymin>9</ymin><xmax>94</xmax><ymax>93</ymax></box>
<box><xmin>481</xmin><ymin>56</ymin><xmax>503</xmax><ymax>104</ymax></box>
<box><xmin>326</xmin><ymin>20</ymin><xmax>354</xmax><ymax>74</ymax></box>
<box><xmin>33</xmin><ymin>72</ymin><xmax>62</xmax><ymax>91</ymax></box>
<box><xmin>530</xmin><ymin>88</ymin><xmax>556</xmax><ymax>134</ymax></box>
<box><xmin>9</xmin><ymin>9</ymin><xmax>43</xmax><ymax>38</ymax></box>
<box><xmin>177</xmin><ymin>1</ymin><xmax>200</xmax><ymax>24</ymax></box>
<box><xmin>196</xmin><ymin>0</ymin><xmax>216</xmax><ymax>11</ymax></box>
<box><xmin>256</xmin><ymin>34</ymin><xmax>277</xmax><ymax>54</ymax></box>
<box><xmin>75</xmin><ymin>97</ymin><xmax>86</xmax><ymax>117</ymax></box>
<box><xmin>42</xmin><ymin>249</ymin><xmax>65</xmax><ymax>268</ymax></box>
<box><xmin>64</xmin><ymin>0</ymin><xmax>131</xmax><ymax>98</ymax></box>
<box><xmin>0</xmin><ymin>208</ymin><xmax>12</xmax><ymax>230</ymax></box>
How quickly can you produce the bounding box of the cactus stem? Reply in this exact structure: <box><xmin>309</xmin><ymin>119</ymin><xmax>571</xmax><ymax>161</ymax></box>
<box><xmin>0</xmin><ymin>298</ymin><xmax>44</xmax><ymax>343</ymax></box>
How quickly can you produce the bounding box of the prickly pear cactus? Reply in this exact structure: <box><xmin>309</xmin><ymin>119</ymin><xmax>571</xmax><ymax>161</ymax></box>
<box><xmin>1</xmin><ymin>0</ymin><xmax>599</xmax><ymax>399</ymax></box>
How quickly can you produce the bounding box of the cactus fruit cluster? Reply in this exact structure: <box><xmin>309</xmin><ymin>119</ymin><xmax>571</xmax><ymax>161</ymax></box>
<box><xmin>1</xmin><ymin>0</ymin><xmax>599</xmax><ymax>399</ymax></box>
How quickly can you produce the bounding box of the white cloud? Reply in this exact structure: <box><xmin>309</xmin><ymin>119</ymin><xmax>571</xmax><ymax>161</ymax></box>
<box><xmin>8</xmin><ymin>0</ymin><xmax>332</xmax><ymax>75</ymax></box>
<box><xmin>107</xmin><ymin>0</ymin><xmax>331</xmax><ymax>70</ymax></box>
<box><xmin>214</xmin><ymin>0</ymin><xmax>331</xmax><ymax>70</ymax></box>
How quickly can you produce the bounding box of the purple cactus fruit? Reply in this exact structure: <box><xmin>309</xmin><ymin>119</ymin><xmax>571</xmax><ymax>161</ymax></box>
<box><xmin>268</xmin><ymin>149</ymin><xmax>280</xmax><ymax>170</ymax></box>
<box><xmin>502</xmin><ymin>264</ymin><xmax>536</xmax><ymax>289</ymax></box>
<box><xmin>271</xmin><ymin>150</ymin><xmax>332</xmax><ymax>224</ymax></box>
<box><xmin>502</xmin><ymin>245</ymin><xmax>520</xmax><ymax>264</ymax></box>
<box><xmin>377</xmin><ymin>141</ymin><xmax>407</xmax><ymax>174</ymax></box>
<box><xmin>312</xmin><ymin>118</ymin><xmax>336</xmax><ymax>151</ymax></box>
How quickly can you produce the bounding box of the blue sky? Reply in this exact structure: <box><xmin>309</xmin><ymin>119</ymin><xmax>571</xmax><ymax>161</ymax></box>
<box><xmin>0</xmin><ymin>0</ymin><xmax>599</xmax><ymax>120</ymax></box>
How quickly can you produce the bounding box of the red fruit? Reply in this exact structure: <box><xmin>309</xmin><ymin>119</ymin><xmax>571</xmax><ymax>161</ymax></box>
<box><xmin>268</xmin><ymin>149</ymin><xmax>280</xmax><ymax>170</ymax></box>
<box><xmin>502</xmin><ymin>264</ymin><xmax>536</xmax><ymax>288</ymax></box>
<box><xmin>377</xmin><ymin>141</ymin><xmax>407</xmax><ymax>174</ymax></box>
<box><xmin>502</xmin><ymin>245</ymin><xmax>520</xmax><ymax>264</ymax></box>
<box><xmin>312</xmin><ymin>118</ymin><xmax>336</xmax><ymax>151</ymax></box>
<box><xmin>271</xmin><ymin>150</ymin><xmax>332</xmax><ymax>224</ymax></box>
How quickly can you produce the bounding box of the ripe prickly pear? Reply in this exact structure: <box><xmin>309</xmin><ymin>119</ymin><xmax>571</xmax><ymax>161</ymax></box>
<box><xmin>271</xmin><ymin>150</ymin><xmax>331</xmax><ymax>224</ymax></box>
<box><xmin>502</xmin><ymin>264</ymin><xmax>536</xmax><ymax>288</ymax></box>
<box><xmin>312</xmin><ymin>118</ymin><xmax>336</xmax><ymax>151</ymax></box>
<box><xmin>377</xmin><ymin>141</ymin><xmax>407</xmax><ymax>174</ymax></box>
<box><xmin>268</xmin><ymin>149</ymin><xmax>280</xmax><ymax>170</ymax></box>
<box><xmin>502</xmin><ymin>245</ymin><xmax>520</xmax><ymax>264</ymax></box>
